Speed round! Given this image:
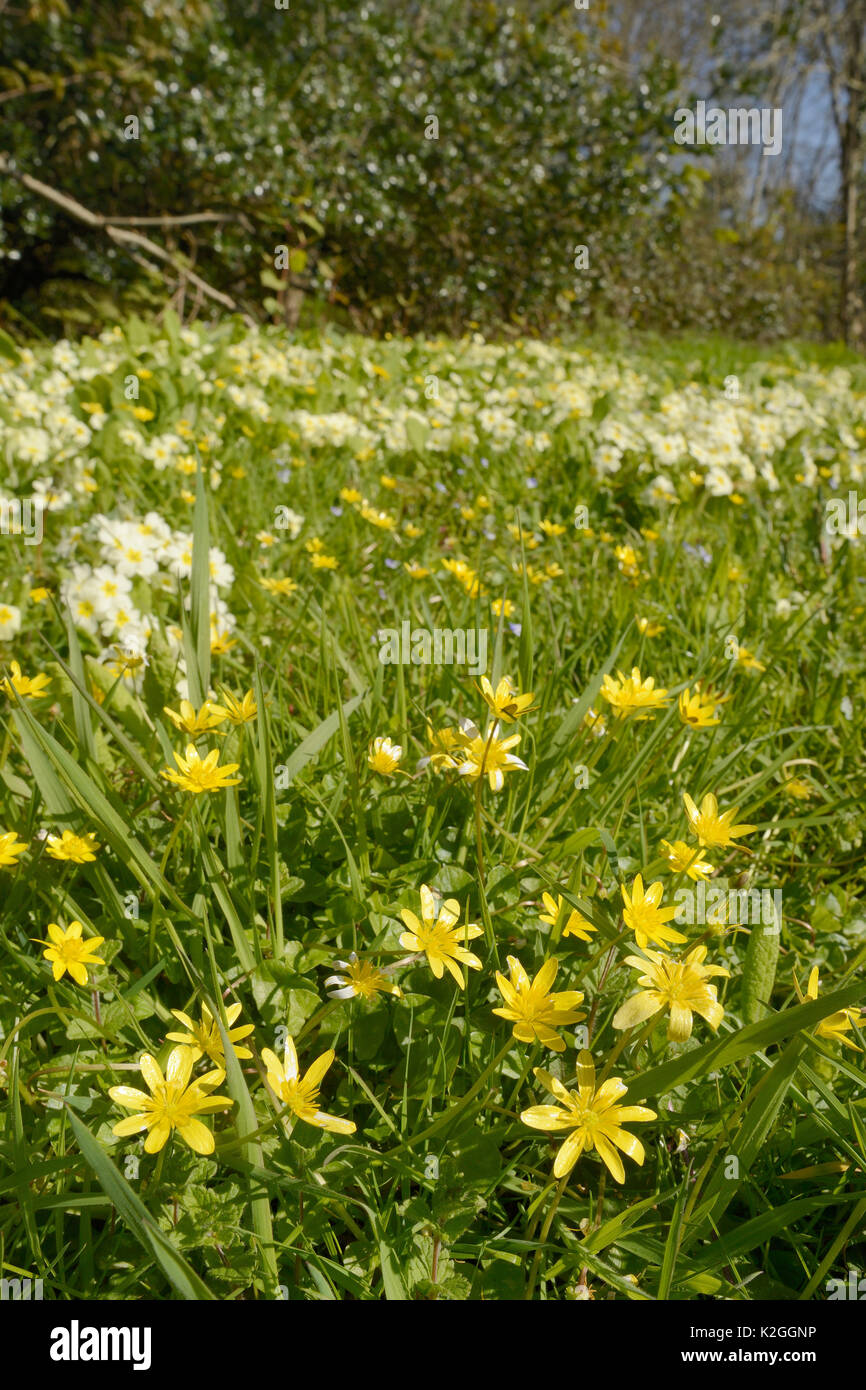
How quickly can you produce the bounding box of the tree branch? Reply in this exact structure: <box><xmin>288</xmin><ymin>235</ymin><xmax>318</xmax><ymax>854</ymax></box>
<box><xmin>0</xmin><ymin>156</ymin><xmax>243</xmax><ymax>314</ymax></box>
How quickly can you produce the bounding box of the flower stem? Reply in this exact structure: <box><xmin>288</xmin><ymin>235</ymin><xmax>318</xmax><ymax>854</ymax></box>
<box><xmin>525</xmin><ymin>1173</ymin><xmax>569</xmax><ymax>1299</ymax></box>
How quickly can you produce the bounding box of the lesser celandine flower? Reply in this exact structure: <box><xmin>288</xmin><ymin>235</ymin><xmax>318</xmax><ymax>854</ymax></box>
<box><xmin>399</xmin><ymin>884</ymin><xmax>483</xmax><ymax>988</ymax></box>
<box><xmin>601</xmin><ymin>667</ymin><xmax>669</xmax><ymax>720</ymax></box>
<box><xmin>45</xmin><ymin>830</ymin><xmax>101</xmax><ymax>863</ymax></box>
<box><xmin>259</xmin><ymin>576</ymin><xmax>298</xmax><ymax>596</ymax></box>
<box><xmin>1</xmin><ymin>660</ymin><xmax>51</xmax><ymax>699</ymax></box>
<box><xmin>324</xmin><ymin>952</ymin><xmax>402</xmax><ymax>1001</ymax></box>
<box><xmin>493</xmin><ymin>956</ymin><xmax>585</xmax><ymax>1052</ymax></box>
<box><xmin>783</xmin><ymin>776</ymin><xmax>813</xmax><ymax>800</ymax></box>
<box><xmin>621</xmin><ymin>874</ymin><xmax>686</xmax><ymax>950</ymax></box>
<box><xmin>161</xmin><ymin>743</ymin><xmax>241</xmax><ymax>794</ymax></box>
<box><xmin>521</xmin><ymin>1051</ymin><xmax>656</xmax><ymax>1182</ymax></box>
<box><xmin>164</xmin><ymin>698</ymin><xmax>228</xmax><ymax>736</ymax></box>
<box><xmin>109</xmin><ymin>1047</ymin><xmax>232</xmax><ymax>1154</ymax></box>
<box><xmin>219</xmin><ymin>689</ymin><xmax>258</xmax><ymax>725</ymax></box>
<box><xmin>735</xmin><ymin>645</ymin><xmax>766</xmax><ymax>672</ymax></box>
<box><xmin>261</xmin><ymin>1036</ymin><xmax>356</xmax><ymax>1133</ymax></box>
<box><xmin>478</xmin><ymin>675</ymin><xmax>536</xmax><ymax>723</ymax></box>
<box><xmin>367</xmin><ymin>736</ymin><xmax>403</xmax><ymax>775</ymax></box>
<box><xmin>166</xmin><ymin>1001</ymin><xmax>254</xmax><ymax>1064</ymax></box>
<box><xmin>0</xmin><ymin>830</ymin><xmax>27</xmax><ymax>867</ymax></box>
<box><xmin>538</xmin><ymin>891</ymin><xmax>597</xmax><ymax>942</ymax></box>
<box><xmin>678</xmin><ymin>684</ymin><xmax>730</xmax><ymax>729</ymax></box>
<box><xmin>419</xmin><ymin>724</ymin><xmax>468</xmax><ymax>772</ymax></box>
<box><xmin>683</xmin><ymin>792</ymin><xmax>755</xmax><ymax>849</ymax></box>
<box><xmin>794</xmin><ymin>967</ymin><xmax>862</xmax><ymax>1049</ymax></box>
<box><xmin>659</xmin><ymin>839</ymin><xmax>715</xmax><ymax>881</ymax></box>
<box><xmin>34</xmin><ymin>920</ymin><xmax>105</xmax><ymax>985</ymax></box>
<box><xmin>583</xmin><ymin>706</ymin><xmax>607</xmax><ymax>738</ymax></box>
<box><xmin>457</xmin><ymin>720</ymin><xmax>528</xmax><ymax>792</ymax></box>
<box><xmin>613</xmin><ymin>945</ymin><xmax>729</xmax><ymax>1041</ymax></box>
<box><xmin>210</xmin><ymin>629</ymin><xmax>237</xmax><ymax>654</ymax></box>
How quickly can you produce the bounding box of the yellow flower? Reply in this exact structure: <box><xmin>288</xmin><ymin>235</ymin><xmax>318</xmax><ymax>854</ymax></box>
<box><xmin>166</xmin><ymin>1001</ymin><xmax>254</xmax><ymax>1064</ymax></box>
<box><xmin>30</xmin><ymin>587</ymin><xmax>51</xmax><ymax>604</ymax></box>
<box><xmin>678</xmin><ymin>684</ymin><xmax>730</xmax><ymax>729</ymax></box>
<box><xmin>260</xmin><ymin>1036</ymin><xmax>356</xmax><ymax>1133</ymax></box>
<box><xmin>420</xmin><ymin>724</ymin><xmax>469</xmax><ymax>772</ymax></box>
<box><xmin>493</xmin><ymin>955</ymin><xmax>585</xmax><ymax>1052</ymax></box>
<box><xmin>538</xmin><ymin>891</ymin><xmax>597</xmax><ymax>942</ymax></box>
<box><xmin>358</xmin><ymin>504</ymin><xmax>396</xmax><ymax>530</ymax></box>
<box><xmin>340</xmin><ymin>487</ymin><xmax>362</xmax><ymax>504</ymax></box>
<box><xmin>735</xmin><ymin>645</ymin><xmax>766</xmax><ymax>672</ymax></box>
<box><xmin>405</xmin><ymin>522</ymin><xmax>423</xmax><ymax>539</ymax></box>
<box><xmin>478</xmin><ymin>675</ymin><xmax>536</xmax><ymax>723</ymax></box>
<box><xmin>219</xmin><ymin>689</ymin><xmax>258</xmax><ymax>725</ymax></box>
<box><xmin>399</xmin><ymin>884</ymin><xmax>483</xmax><ymax>988</ymax></box>
<box><xmin>637</xmin><ymin>617</ymin><xmax>664</xmax><ymax>637</ymax></box>
<box><xmin>0</xmin><ymin>830</ymin><xmax>27</xmax><ymax>867</ymax></box>
<box><xmin>613</xmin><ymin>945</ymin><xmax>729</xmax><ymax>1041</ymax></box>
<box><xmin>35</xmin><ymin>920</ymin><xmax>105</xmax><ymax>985</ymax></box>
<box><xmin>456</xmin><ymin>720</ymin><xmax>528</xmax><ymax>792</ymax></box>
<box><xmin>659</xmin><ymin>839</ymin><xmax>715</xmax><ymax>881</ymax></box>
<box><xmin>539</xmin><ymin>519</ymin><xmax>567</xmax><ymax>537</ymax></box>
<box><xmin>583</xmin><ymin>706</ymin><xmax>607</xmax><ymax>738</ymax></box>
<box><xmin>794</xmin><ymin>967</ymin><xmax>862</xmax><ymax>1050</ymax></box>
<box><xmin>491</xmin><ymin>598</ymin><xmax>515</xmax><ymax>619</ymax></box>
<box><xmin>367</xmin><ymin>735</ymin><xmax>403</xmax><ymax>775</ymax></box>
<box><xmin>163</xmin><ymin>699</ymin><xmax>229</xmax><ymax>736</ymax></box>
<box><xmin>614</xmin><ymin>544</ymin><xmax>642</xmax><ymax>578</ymax></box>
<box><xmin>521</xmin><ymin>1050</ymin><xmax>656</xmax><ymax>1182</ymax></box>
<box><xmin>210</xmin><ymin>629</ymin><xmax>237</xmax><ymax>655</ymax></box>
<box><xmin>324</xmin><ymin>952</ymin><xmax>402</xmax><ymax>1001</ymax></box>
<box><xmin>45</xmin><ymin>830</ymin><xmax>101</xmax><ymax>863</ymax></box>
<box><xmin>601</xmin><ymin>667</ymin><xmax>669</xmax><ymax>721</ymax></box>
<box><xmin>161</xmin><ymin>743</ymin><xmax>242</xmax><ymax>794</ymax></box>
<box><xmin>260</xmin><ymin>576</ymin><xmax>298</xmax><ymax>596</ymax></box>
<box><xmin>441</xmin><ymin>557</ymin><xmax>484</xmax><ymax>597</ymax></box>
<box><xmin>404</xmin><ymin>561</ymin><xmax>430</xmax><ymax>578</ymax></box>
<box><xmin>683</xmin><ymin>792</ymin><xmax>755</xmax><ymax>849</ymax></box>
<box><xmin>109</xmin><ymin>1047</ymin><xmax>232</xmax><ymax>1154</ymax></box>
<box><xmin>782</xmin><ymin>776</ymin><xmax>813</xmax><ymax>800</ymax></box>
<box><xmin>1</xmin><ymin>660</ymin><xmax>51</xmax><ymax>699</ymax></box>
<box><xmin>621</xmin><ymin>874</ymin><xmax>686</xmax><ymax>950</ymax></box>
<box><xmin>309</xmin><ymin>552</ymin><xmax>339</xmax><ymax>570</ymax></box>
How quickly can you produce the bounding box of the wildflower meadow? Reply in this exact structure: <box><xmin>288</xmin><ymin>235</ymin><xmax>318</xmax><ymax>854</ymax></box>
<box><xmin>0</xmin><ymin>319</ymin><xmax>864</xmax><ymax>1312</ymax></box>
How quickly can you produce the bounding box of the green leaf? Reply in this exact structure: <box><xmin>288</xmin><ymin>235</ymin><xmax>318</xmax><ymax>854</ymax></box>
<box><xmin>66</xmin><ymin>1109</ymin><xmax>215</xmax><ymax>1300</ymax></box>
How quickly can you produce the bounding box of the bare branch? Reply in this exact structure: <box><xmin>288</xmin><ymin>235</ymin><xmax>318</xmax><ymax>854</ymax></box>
<box><xmin>0</xmin><ymin>156</ymin><xmax>243</xmax><ymax>315</ymax></box>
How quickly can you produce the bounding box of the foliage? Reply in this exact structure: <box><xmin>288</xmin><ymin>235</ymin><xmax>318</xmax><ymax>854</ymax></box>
<box><xmin>0</xmin><ymin>317</ymin><xmax>864</xmax><ymax>1299</ymax></box>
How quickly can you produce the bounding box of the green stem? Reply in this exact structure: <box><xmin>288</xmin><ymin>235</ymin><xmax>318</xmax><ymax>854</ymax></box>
<box><xmin>526</xmin><ymin>1173</ymin><xmax>569</xmax><ymax>1299</ymax></box>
